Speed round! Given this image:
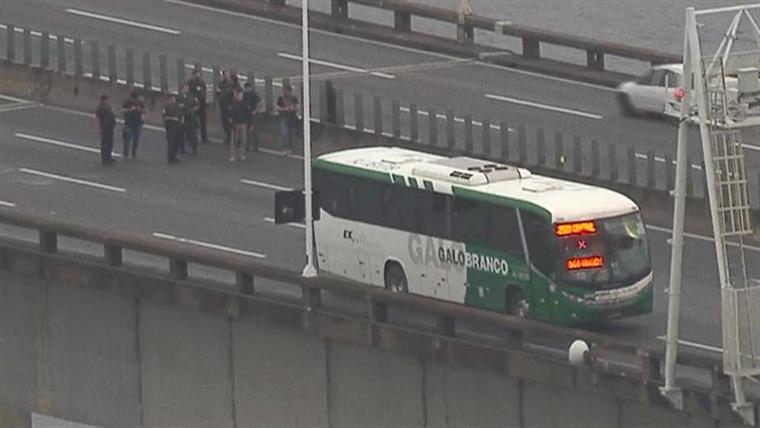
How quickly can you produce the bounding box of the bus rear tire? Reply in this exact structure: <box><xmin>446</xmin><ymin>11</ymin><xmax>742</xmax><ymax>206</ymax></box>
<box><xmin>507</xmin><ymin>287</ymin><xmax>529</xmax><ymax>318</ymax></box>
<box><xmin>384</xmin><ymin>263</ymin><xmax>408</xmax><ymax>293</ymax></box>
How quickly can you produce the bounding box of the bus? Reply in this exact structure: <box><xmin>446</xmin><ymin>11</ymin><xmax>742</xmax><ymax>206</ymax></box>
<box><xmin>278</xmin><ymin>146</ymin><xmax>653</xmax><ymax>325</ymax></box>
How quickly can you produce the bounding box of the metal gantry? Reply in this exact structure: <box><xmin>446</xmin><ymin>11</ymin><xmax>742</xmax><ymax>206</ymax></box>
<box><xmin>662</xmin><ymin>4</ymin><xmax>760</xmax><ymax>426</ymax></box>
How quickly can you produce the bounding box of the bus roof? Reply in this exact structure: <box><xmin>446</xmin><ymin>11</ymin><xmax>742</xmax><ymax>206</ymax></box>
<box><xmin>315</xmin><ymin>146</ymin><xmax>639</xmax><ymax>223</ymax></box>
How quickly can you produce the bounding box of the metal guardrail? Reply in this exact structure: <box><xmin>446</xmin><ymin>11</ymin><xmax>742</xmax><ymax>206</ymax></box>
<box><xmin>0</xmin><ymin>207</ymin><xmax>732</xmax><ymax>407</ymax></box>
<box><xmin>270</xmin><ymin>0</ymin><xmax>682</xmax><ymax>71</ymax></box>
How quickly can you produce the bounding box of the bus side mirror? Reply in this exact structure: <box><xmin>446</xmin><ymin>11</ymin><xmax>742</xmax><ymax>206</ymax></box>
<box><xmin>274</xmin><ymin>190</ymin><xmax>320</xmax><ymax>224</ymax></box>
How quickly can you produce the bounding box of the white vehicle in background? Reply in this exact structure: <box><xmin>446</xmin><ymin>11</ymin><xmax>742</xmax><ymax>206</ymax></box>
<box><xmin>617</xmin><ymin>64</ymin><xmax>686</xmax><ymax>119</ymax></box>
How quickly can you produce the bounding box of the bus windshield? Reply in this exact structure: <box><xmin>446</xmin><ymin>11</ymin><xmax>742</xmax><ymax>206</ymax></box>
<box><xmin>555</xmin><ymin>213</ymin><xmax>651</xmax><ymax>290</ymax></box>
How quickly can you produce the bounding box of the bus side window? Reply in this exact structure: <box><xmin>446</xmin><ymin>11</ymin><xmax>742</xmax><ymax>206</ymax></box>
<box><xmin>521</xmin><ymin>211</ymin><xmax>555</xmax><ymax>276</ymax></box>
<box><xmin>486</xmin><ymin>205</ymin><xmax>524</xmax><ymax>260</ymax></box>
<box><xmin>349</xmin><ymin>176</ymin><xmax>384</xmax><ymax>225</ymax></box>
<box><xmin>315</xmin><ymin>168</ymin><xmax>350</xmax><ymax>218</ymax></box>
<box><xmin>452</xmin><ymin>197</ymin><xmax>488</xmax><ymax>245</ymax></box>
<box><xmin>418</xmin><ymin>191</ymin><xmax>448</xmax><ymax>237</ymax></box>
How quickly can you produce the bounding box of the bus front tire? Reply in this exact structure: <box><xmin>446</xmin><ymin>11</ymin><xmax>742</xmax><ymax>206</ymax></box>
<box><xmin>384</xmin><ymin>263</ymin><xmax>408</xmax><ymax>293</ymax></box>
<box><xmin>507</xmin><ymin>287</ymin><xmax>529</xmax><ymax>318</ymax></box>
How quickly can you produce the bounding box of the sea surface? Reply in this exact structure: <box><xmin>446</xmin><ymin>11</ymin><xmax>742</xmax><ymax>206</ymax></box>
<box><xmin>291</xmin><ymin>0</ymin><xmax>760</xmax><ymax>73</ymax></box>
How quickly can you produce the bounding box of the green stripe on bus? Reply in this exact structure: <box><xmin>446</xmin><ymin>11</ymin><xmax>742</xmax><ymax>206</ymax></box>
<box><xmin>423</xmin><ymin>180</ymin><xmax>434</xmax><ymax>191</ymax></box>
<box><xmin>392</xmin><ymin>174</ymin><xmax>406</xmax><ymax>185</ymax></box>
<box><xmin>408</xmin><ymin>177</ymin><xmax>419</xmax><ymax>188</ymax></box>
<box><xmin>312</xmin><ymin>158</ymin><xmax>392</xmax><ymax>182</ymax></box>
<box><xmin>452</xmin><ymin>186</ymin><xmax>551</xmax><ymax>220</ymax></box>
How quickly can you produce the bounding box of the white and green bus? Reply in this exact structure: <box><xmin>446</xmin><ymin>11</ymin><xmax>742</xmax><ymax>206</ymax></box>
<box><xmin>280</xmin><ymin>146</ymin><xmax>653</xmax><ymax>325</ymax></box>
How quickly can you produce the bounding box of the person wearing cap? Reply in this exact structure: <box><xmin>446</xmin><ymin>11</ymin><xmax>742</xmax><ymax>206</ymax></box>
<box><xmin>188</xmin><ymin>69</ymin><xmax>208</xmax><ymax>143</ymax></box>
<box><xmin>243</xmin><ymin>81</ymin><xmax>262</xmax><ymax>153</ymax></box>
<box><xmin>95</xmin><ymin>94</ymin><xmax>116</xmax><ymax>166</ymax></box>
<box><xmin>121</xmin><ymin>90</ymin><xmax>145</xmax><ymax>159</ymax></box>
<box><xmin>275</xmin><ymin>84</ymin><xmax>299</xmax><ymax>155</ymax></box>
<box><xmin>162</xmin><ymin>95</ymin><xmax>183</xmax><ymax>164</ymax></box>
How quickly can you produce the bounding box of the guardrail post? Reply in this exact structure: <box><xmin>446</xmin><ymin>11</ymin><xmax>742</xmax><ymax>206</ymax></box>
<box><xmin>501</xmin><ymin>121</ymin><xmax>510</xmax><ymax>160</ymax></box>
<box><xmin>409</xmin><ymin>104</ymin><xmax>419</xmax><ymax>143</ymax></box>
<box><xmin>627</xmin><ymin>146</ymin><xmax>637</xmax><ymax>186</ymax></box>
<box><xmin>536</xmin><ymin>128</ymin><xmax>545</xmax><ymax>166</ymax></box>
<box><xmin>518</xmin><ymin>126</ymin><xmax>527</xmax><ymax>164</ymax></box>
<box><xmin>5</xmin><ymin>25</ymin><xmax>15</xmax><ymax>62</ymax></box>
<box><xmin>481</xmin><ymin>118</ymin><xmax>491</xmax><ymax>156</ymax></box>
<box><xmin>56</xmin><ymin>34</ymin><xmax>66</xmax><ymax>73</ymax></box>
<box><xmin>354</xmin><ymin>92</ymin><xmax>364</xmax><ymax>133</ymax></box>
<box><xmin>573</xmin><ymin>137</ymin><xmax>582</xmax><ymax>175</ymax></box>
<box><xmin>373</xmin><ymin>96</ymin><xmax>382</xmax><ymax>137</ymax></box>
<box><xmin>39</xmin><ymin>230</ymin><xmax>57</xmax><ymax>254</ymax></box>
<box><xmin>392</xmin><ymin>100</ymin><xmax>401</xmax><ymax>142</ymax></box>
<box><xmin>125</xmin><ymin>48</ymin><xmax>134</xmax><ymax>87</ymax></box>
<box><xmin>522</xmin><ymin>37</ymin><xmax>540</xmax><ymax>59</ymax></box>
<box><xmin>701</xmin><ymin>161</ymin><xmax>708</xmax><ymax>200</ymax></box>
<box><xmin>446</xmin><ymin>110</ymin><xmax>455</xmax><ymax>149</ymax></box>
<box><xmin>40</xmin><ymin>31</ymin><xmax>50</xmax><ymax>69</ymax></box>
<box><xmin>647</xmin><ymin>150</ymin><xmax>656</xmax><ymax>189</ymax></box>
<box><xmin>335</xmin><ymin>88</ymin><xmax>345</xmax><ymax>128</ymax></box>
<box><xmin>23</xmin><ymin>28</ymin><xmax>31</xmax><ymax>65</ymax></box>
<box><xmin>90</xmin><ymin>41</ymin><xmax>100</xmax><ymax>81</ymax></box>
<box><xmin>235</xmin><ymin>272</ymin><xmax>254</xmax><ymax>295</ymax></box>
<box><xmin>464</xmin><ymin>115</ymin><xmax>473</xmax><ymax>153</ymax></box>
<box><xmin>437</xmin><ymin>315</ymin><xmax>455</xmax><ymax>337</ymax></box>
<box><xmin>108</xmin><ymin>45</ymin><xmax>117</xmax><ymax>83</ymax></box>
<box><xmin>104</xmin><ymin>244</ymin><xmax>123</xmax><ymax>267</ymax></box>
<box><xmin>331</xmin><ymin>0</ymin><xmax>348</xmax><ymax>18</ymax></box>
<box><xmin>686</xmin><ymin>155</ymin><xmax>694</xmax><ymax>197</ymax></box>
<box><xmin>169</xmin><ymin>259</ymin><xmax>188</xmax><ymax>280</ymax></box>
<box><xmin>608</xmin><ymin>143</ymin><xmax>618</xmax><ymax>182</ymax></box>
<box><xmin>159</xmin><ymin>54</ymin><xmax>168</xmax><ymax>93</ymax></box>
<box><xmin>665</xmin><ymin>155</ymin><xmax>675</xmax><ymax>192</ymax></box>
<box><xmin>269</xmin><ymin>0</ymin><xmax>285</xmax><ymax>5</ymax></box>
<box><xmin>394</xmin><ymin>11</ymin><xmax>412</xmax><ymax>32</ymax></box>
<box><xmin>176</xmin><ymin>58</ymin><xmax>186</xmax><ymax>93</ymax></box>
<box><xmin>428</xmin><ymin>108</ymin><xmax>438</xmax><ymax>146</ymax></box>
<box><xmin>586</xmin><ymin>50</ymin><xmax>605</xmax><ymax>71</ymax></box>
<box><xmin>638</xmin><ymin>348</ymin><xmax>662</xmax><ymax>384</ymax></box>
<box><xmin>264</xmin><ymin>76</ymin><xmax>273</xmax><ymax>113</ymax></box>
<box><xmin>74</xmin><ymin>38</ymin><xmax>83</xmax><ymax>77</ymax></box>
<box><xmin>554</xmin><ymin>132</ymin><xmax>564</xmax><ymax>170</ymax></box>
<box><xmin>142</xmin><ymin>52</ymin><xmax>152</xmax><ymax>90</ymax></box>
<box><xmin>591</xmin><ymin>140</ymin><xmax>600</xmax><ymax>177</ymax></box>
<box><xmin>319</xmin><ymin>83</ymin><xmax>328</xmax><ymax>123</ymax></box>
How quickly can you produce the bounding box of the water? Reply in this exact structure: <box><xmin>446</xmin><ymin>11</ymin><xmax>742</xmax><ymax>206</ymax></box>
<box><xmin>293</xmin><ymin>0</ymin><xmax>760</xmax><ymax>73</ymax></box>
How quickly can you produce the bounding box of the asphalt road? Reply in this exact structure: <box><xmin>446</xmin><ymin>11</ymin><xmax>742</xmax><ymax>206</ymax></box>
<box><xmin>2</xmin><ymin>99</ymin><xmax>759</xmax><ymax>353</ymax></box>
<box><xmin>3</xmin><ymin>0</ymin><xmax>759</xmax><ymax>167</ymax></box>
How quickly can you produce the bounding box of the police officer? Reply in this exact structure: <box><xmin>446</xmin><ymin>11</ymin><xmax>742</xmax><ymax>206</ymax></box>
<box><xmin>178</xmin><ymin>83</ymin><xmax>199</xmax><ymax>155</ymax></box>
<box><xmin>216</xmin><ymin>69</ymin><xmax>233</xmax><ymax>144</ymax></box>
<box><xmin>162</xmin><ymin>95</ymin><xmax>183</xmax><ymax>164</ymax></box>
<box><xmin>188</xmin><ymin>69</ymin><xmax>208</xmax><ymax>143</ymax></box>
<box><xmin>95</xmin><ymin>94</ymin><xmax>116</xmax><ymax>166</ymax></box>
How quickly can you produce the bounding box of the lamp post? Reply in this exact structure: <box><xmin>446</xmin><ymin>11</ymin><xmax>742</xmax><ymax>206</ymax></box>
<box><xmin>301</xmin><ymin>0</ymin><xmax>317</xmax><ymax>278</ymax></box>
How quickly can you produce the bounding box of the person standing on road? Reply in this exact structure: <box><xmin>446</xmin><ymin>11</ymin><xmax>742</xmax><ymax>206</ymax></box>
<box><xmin>275</xmin><ymin>84</ymin><xmax>299</xmax><ymax>155</ymax></box>
<box><xmin>95</xmin><ymin>94</ymin><xmax>116</xmax><ymax>166</ymax></box>
<box><xmin>216</xmin><ymin>69</ymin><xmax>233</xmax><ymax>144</ymax></box>
<box><xmin>229</xmin><ymin>89</ymin><xmax>248</xmax><ymax>162</ymax></box>
<box><xmin>179</xmin><ymin>83</ymin><xmax>199</xmax><ymax>155</ymax></box>
<box><xmin>162</xmin><ymin>95</ymin><xmax>183</xmax><ymax>164</ymax></box>
<box><xmin>121</xmin><ymin>90</ymin><xmax>145</xmax><ymax>160</ymax></box>
<box><xmin>243</xmin><ymin>81</ymin><xmax>262</xmax><ymax>153</ymax></box>
<box><xmin>188</xmin><ymin>69</ymin><xmax>208</xmax><ymax>143</ymax></box>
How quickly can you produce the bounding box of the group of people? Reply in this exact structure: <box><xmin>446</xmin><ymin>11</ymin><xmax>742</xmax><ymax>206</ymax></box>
<box><xmin>95</xmin><ymin>67</ymin><xmax>301</xmax><ymax>166</ymax></box>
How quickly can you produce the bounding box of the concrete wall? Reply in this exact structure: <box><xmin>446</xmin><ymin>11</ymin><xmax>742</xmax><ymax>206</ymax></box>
<box><xmin>0</xmin><ymin>266</ymin><xmax>742</xmax><ymax>428</ymax></box>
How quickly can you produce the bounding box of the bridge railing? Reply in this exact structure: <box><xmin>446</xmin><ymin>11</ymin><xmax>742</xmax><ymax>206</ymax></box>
<box><xmin>0</xmin><ymin>207</ymin><xmax>730</xmax><ymax>411</ymax></box>
<box><xmin>264</xmin><ymin>0</ymin><xmax>682</xmax><ymax>72</ymax></box>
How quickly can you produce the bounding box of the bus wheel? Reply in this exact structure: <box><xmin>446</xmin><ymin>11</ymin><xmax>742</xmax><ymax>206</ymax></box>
<box><xmin>384</xmin><ymin>263</ymin><xmax>408</xmax><ymax>293</ymax></box>
<box><xmin>507</xmin><ymin>288</ymin><xmax>529</xmax><ymax>317</ymax></box>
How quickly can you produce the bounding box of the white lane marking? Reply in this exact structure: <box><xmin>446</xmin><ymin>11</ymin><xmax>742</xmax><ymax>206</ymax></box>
<box><xmin>65</xmin><ymin>8</ymin><xmax>181</xmax><ymax>35</ymax></box>
<box><xmin>0</xmin><ymin>94</ymin><xmax>33</xmax><ymax>103</ymax></box>
<box><xmin>278</xmin><ymin>53</ymin><xmax>396</xmax><ymax>79</ymax></box>
<box><xmin>646</xmin><ymin>224</ymin><xmax>760</xmax><ymax>252</ymax></box>
<box><xmin>38</xmin><ymin>104</ymin><xmax>165</xmax><ymax>132</ymax></box>
<box><xmin>264</xmin><ymin>217</ymin><xmax>306</xmax><ymax>229</ymax></box>
<box><xmin>485</xmin><ymin>93</ymin><xmax>604</xmax><ymax>120</ymax></box>
<box><xmin>152</xmin><ymin>232</ymin><xmax>266</xmax><ymax>258</ymax></box>
<box><xmin>162</xmin><ymin>0</ymin><xmax>459</xmax><ymax>61</ymax></box>
<box><xmin>18</xmin><ymin>168</ymin><xmax>126</xmax><ymax>193</ymax></box>
<box><xmin>0</xmin><ymin>102</ymin><xmax>40</xmax><ymax>113</ymax></box>
<box><xmin>656</xmin><ymin>336</ymin><xmax>722</xmax><ymax>353</ymax></box>
<box><xmin>0</xmin><ymin>24</ymin><xmax>75</xmax><ymax>43</ymax></box>
<box><xmin>14</xmin><ymin>133</ymin><xmax>123</xmax><ymax>158</ymax></box>
<box><xmin>240</xmin><ymin>179</ymin><xmax>293</xmax><ymax>192</ymax></box>
<box><xmin>0</xmin><ymin>201</ymin><xmax>17</xmax><ymax>208</ymax></box>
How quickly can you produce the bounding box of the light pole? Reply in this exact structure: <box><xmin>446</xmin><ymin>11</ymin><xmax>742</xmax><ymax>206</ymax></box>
<box><xmin>301</xmin><ymin>0</ymin><xmax>317</xmax><ymax>278</ymax></box>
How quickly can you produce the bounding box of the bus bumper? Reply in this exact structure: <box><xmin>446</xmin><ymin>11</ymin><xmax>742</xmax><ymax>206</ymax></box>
<box><xmin>551</xmin><ymin>277</ymin><xmax>654</xmax><ymax>326</ymax></box>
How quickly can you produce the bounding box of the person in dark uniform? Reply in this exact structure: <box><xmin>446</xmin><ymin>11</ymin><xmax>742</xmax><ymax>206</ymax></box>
<box><xmin>242</xmin><ymin>81</ymin><xmax>262</xmax><ymax>153</ymax></box>
<box><xmin>95</xmin><ymin>94</ymin><xmax>116</xmax><ymax>166</ymax></box>
<box><xmin>216</xmin><ymin>69</ymin><xmax>233</xmax><ymax>144</ymax></box>
<box><xmin>188</xmin><ymin>69</ymin><xmax>208</xmax><ymax>143</ymax></box>
<box><xmin>162</xmin><ymin>95</ymin><xmax>183</xmax><ymax>164</ymax></box>
<box><xmin>179</xmin><ymin>83</ymin><xmax>199</xmax><ymax>155</ymax></box>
